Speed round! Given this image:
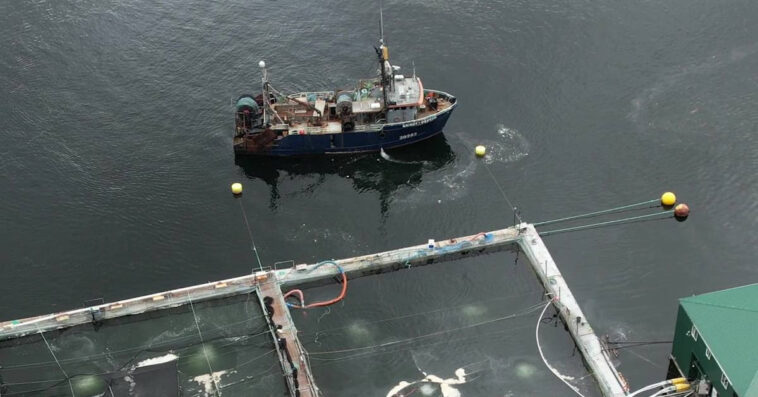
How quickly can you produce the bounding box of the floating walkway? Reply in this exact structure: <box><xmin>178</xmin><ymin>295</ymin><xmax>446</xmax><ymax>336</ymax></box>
<box><xmin>0</xmin><ymin>224</ymin><xmax>629</xmax><ymax>396</ymax></box>
<box><xmin>257</xmin><ymin>275</ymin><xmax>319</xmax><ymax>397</ymax></box>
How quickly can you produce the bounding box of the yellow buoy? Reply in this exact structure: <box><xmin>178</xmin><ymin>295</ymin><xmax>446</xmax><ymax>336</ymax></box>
<box><xmin>475</xmin><ymin>145</ymin><xmax>486</xmax><ymax>157</ymax></box>
<box><xmin>660</xmin><ymin>191</ymin><xmax>676</xmax><ymax>206</ymax></box>
<box><xmin>231</xmin><ymin>182</ymin><xmax>243</xmax><ymax>195</ymax></box>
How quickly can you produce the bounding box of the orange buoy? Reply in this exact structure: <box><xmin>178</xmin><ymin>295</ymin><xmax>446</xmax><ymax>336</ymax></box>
<box><xmin>674</xmin><ymin>203</ymin><xmax>689</xmax><ymax>221</ymax></box>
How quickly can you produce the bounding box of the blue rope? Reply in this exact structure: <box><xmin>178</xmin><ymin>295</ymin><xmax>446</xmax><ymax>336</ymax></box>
<box><xmin>309</xmin><ymin>260</ymin><xmax>344</xmax><ymax>274</ymax></box>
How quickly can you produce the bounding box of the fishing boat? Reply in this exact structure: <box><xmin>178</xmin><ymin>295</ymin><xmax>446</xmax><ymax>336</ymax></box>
<box><xmin>233</xmin><ymin>11</ymin><xmax>457</xmax><ymax>157</ymax></box>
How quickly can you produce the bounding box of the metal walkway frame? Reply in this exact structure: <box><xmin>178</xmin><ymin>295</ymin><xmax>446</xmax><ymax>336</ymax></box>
<box><xmin>0</xmin><ymin>224</ymin><xmax>629</xmax><ymax>397</ymax></box>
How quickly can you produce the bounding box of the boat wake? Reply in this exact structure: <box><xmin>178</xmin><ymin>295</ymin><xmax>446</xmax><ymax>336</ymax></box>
<box><xmin>379</xmin><ymin>147</ymin><xmax>426</xmax><ymax>165</ymax></box>
<box><xmin>391</xmin><ymin>127</ymin><xmax>529</xmax><ymax>207</ymax></box>
<box><xmin>459</xmin><ymin>125</ymin><xmax>530</xmax><ymax>165</ymax></box>
<box><xmin>391</xmin><ymin>156</ymin><xmax>476</xmax><ymax>206</ymax></box>
<box><xmin>628</xmin><ymin>41</ymin><xmax>758</xmax><ymax>137</ymax></box>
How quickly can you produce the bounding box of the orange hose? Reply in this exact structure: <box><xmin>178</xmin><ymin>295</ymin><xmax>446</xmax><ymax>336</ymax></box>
<box><xmin>304</xmin><ymin>271</ymin><xmax>347</xmax><ymax>309</ymax></box>
<box><xmin>285</xmin><ymin>268</ymin><xmax>347</xmax><ymax>309</ymax></box>
<box><xmin>283</xmin><ymin>289</ymin><xmax>304</xmax><ymax>306</ymax></box>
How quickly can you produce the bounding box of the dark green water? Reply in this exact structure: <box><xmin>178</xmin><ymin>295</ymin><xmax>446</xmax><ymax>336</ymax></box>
<box><xmin>1</xmin><ymin>0</ymin><xmax>757</xmax><ymax>395</ymax></box>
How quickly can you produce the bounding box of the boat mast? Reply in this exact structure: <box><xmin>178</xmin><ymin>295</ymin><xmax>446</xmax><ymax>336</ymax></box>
<box><xmin>377</xmin><ymin>1</ymin><xmax>390</xmax><ymax>111</ymax></box>
<box><xmin>259</xmin><ymin>60</ymin><xmax>269</xmax><ymax>125</ymax></box>
<box><xmin>379</xmin><ymin>2</ymin><xmax>384</xmax><ymax>45</ymax></box>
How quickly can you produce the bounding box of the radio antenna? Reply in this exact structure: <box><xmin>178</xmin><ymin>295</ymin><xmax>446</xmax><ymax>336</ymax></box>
<box><xmin>379</xmin><ymin>0</ymin><xmax>385</xmax><ymax>44</ymax></box>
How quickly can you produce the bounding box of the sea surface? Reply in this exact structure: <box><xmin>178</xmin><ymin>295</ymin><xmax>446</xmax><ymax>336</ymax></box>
<box><xmin>1</xmin><ymin>0</ymin><xmax>757</xmax><ymax>396</ymax></box>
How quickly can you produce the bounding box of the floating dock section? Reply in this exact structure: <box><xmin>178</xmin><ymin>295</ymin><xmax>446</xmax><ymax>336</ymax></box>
<box><xmin>0</xmin><ymin>224</ymin><xmax>629</xmax><ymax>396</ymax></box>
<box><xmin>520</xmin><ymin>224</ymin><xmax>629</xmax><ymax>396</ymax></box>
<box><xmin>257</xmin><ymin>275</ymin><xmax>319</xmax><ymax>397</ymax></box>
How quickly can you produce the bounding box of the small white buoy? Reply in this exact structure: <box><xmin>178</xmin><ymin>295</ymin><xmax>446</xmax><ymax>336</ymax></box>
<box><xmin>231</xmin><ymin>182</ymin><xmax>243</xmax><ymax>195</ymax></box>
<box><xmin>475</xmin><ymin>145</ymin><xmax>486</xmax><ymax>157</ymax></box>
<box><xmin>258</xmin><ymin>60</ymin><xmax>266</xmax><ymax>69</ymax></box>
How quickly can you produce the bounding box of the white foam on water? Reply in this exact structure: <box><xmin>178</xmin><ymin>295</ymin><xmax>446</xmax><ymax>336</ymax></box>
<box><xmin>392</xmin><ymin>153</ymin><xmax>476</xmax><ymax>207</ymax></box>
<box><xmin>136</xmin><ymin>353</ymin><xmax>178</xmax><ymax>368</ymax></box>
<box><xmin>440</xmin><ymin>156</ymin><xmax>477</xmax><ymax>193</ymax></box>
<box><xmin>284</xmin><ymin>224</ymin><xmax>357</xmax><ymax>246</ymax></box>
<box><xmin>123</xmin><ymin>375</ymin><xmax>136</xmax><ymax>395</ymax></box>
<box><xmin>481</xmin><ymin>125</ymin><xmax>530</xmax><ymax>165</ymax></box>
<box><xmin>53</xmin><ymin>333</ymin><xmax>97</xmax><ymax>354</ymax></box>
<box><xmin>386</xmin><ymin>381</ymin><xmax>412</xmax><ymax>396</ymax></box>
<box><xmin>390</xmin><ymin>127</ymin><xmax>529</xmax><ymax>207</ymax></box>
<box><xmin>386</xmin><ymin>367</ymin><xmax>469</xmax><ymax>397</ymax></box>
<box><xmin>192</xmin><ymin>370</ymin><xmax>227</xmax><ymax>397</ymax></box>
<box><xmin>380</xmin><ymin>147</ymin><xmax>426</xmax><ymax>165</ymax></box>
<box><xmin>419</xmin><ymin>383</ymin><xmax>438</xmax><ymax>395</ymax></box>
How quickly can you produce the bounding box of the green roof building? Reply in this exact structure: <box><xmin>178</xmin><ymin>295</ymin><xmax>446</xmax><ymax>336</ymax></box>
<box><xmin>668</xmin><ymin>283</ymin><xmax>758</xmax><ymax>397</ymax></box>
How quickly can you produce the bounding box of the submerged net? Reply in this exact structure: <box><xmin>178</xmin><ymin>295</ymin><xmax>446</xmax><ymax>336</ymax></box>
<box><xmin>289</xmin><ymin>250</ymin><xmax>603</xmax><ymax>397</ymax></box>
<box><xmin>0</xmin><ymin>293</ymin><xmax>286</xmax><ymax>396</ymax></box>
<box><xmin>1</xmin><ymin>250</ymin><xmax>605</xmax><ymax>397</ymax></box>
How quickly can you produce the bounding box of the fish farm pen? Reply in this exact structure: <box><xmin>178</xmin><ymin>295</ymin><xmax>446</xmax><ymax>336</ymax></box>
<box><xmin>0</xmin><ymin>195</ymin><xmax>690</xmax><ymax>397</ymax></box>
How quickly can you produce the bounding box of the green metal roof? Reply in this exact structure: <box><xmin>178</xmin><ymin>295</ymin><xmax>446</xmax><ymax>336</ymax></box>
<box><xmin>680</xmin><ymin>283</ymin><xmax>758</xmax><ymax>397</ymax></box>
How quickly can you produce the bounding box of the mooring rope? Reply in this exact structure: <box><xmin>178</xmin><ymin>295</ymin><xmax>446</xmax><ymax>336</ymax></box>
<box><xmin>605</xmin><ymin>340</ymin><xmax>672</xmax><ymax>350</ymax></box>
<box><xmin>1</xmin><ymin>315</ymin><xmax>269</xmax><ymax>371</ymax></box>
<box><xmin>533</xmin><ymin>199</ymin><xmax>660</xmax><ymax>227</ymax></box>
<box><xmin>238</xmin><ymin>199</ymin><xmax>264</xmax><ymax>273</ymax></box>
<box><xmin>187</xmin><ymin>292</ymin><xmax>222</xmax><ymax>396</ymax></box>
<box><xmin>538</xmin><ymin>210</ymin><xmax>673</xmax><ymax>236</ymax></box>
<box><xmin>308</xmin><ymin>300</ymin><xmax>548</xmax><ymax>357</ymax></box>
<box><xmin>465</xmin><ymin>141</ymin><xmax>523</xmax><ymax>224</ymax></box>
<box><xmin>37</xmin><ymin>329</ymin><xmax>76</xmax><ymax>397</ymax></box>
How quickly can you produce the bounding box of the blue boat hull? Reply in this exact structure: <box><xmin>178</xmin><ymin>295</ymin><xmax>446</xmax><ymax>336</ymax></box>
<box><xmin>234</xmin><ymin>104</ymin><xmax>456</xmax><ymax>157</ymax></box>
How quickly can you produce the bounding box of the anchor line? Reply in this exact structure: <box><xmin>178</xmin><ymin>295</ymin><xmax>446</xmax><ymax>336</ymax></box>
<box><xmin>478</xmin><ymin>156</ymin><xmax>523</xmax><ymax>225</ymax></box>
<box><xmin>538</xmin><ymin>211</ymin><xmax>674</xmax><ymax>236</ymax></box>
<box><xmin>238</xmin><ymin>199</ymin><xmax>264</xmax><ymax>272</ymax></box>
<box><xmin>533</xmin><ymin>199</ymin><xmax>660</xmax><ymax>227</ymax></box>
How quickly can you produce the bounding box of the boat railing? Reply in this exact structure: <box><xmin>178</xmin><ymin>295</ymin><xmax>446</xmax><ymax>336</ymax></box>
<box><xmin>288</xmin><ymin>91</ymin><xmax>334</xmax><ymax>100</ymax></box>
<box><xmin>353</xmin><ymin>123</ymin><xmax>384</xmax><ymax>132</ymax></box>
